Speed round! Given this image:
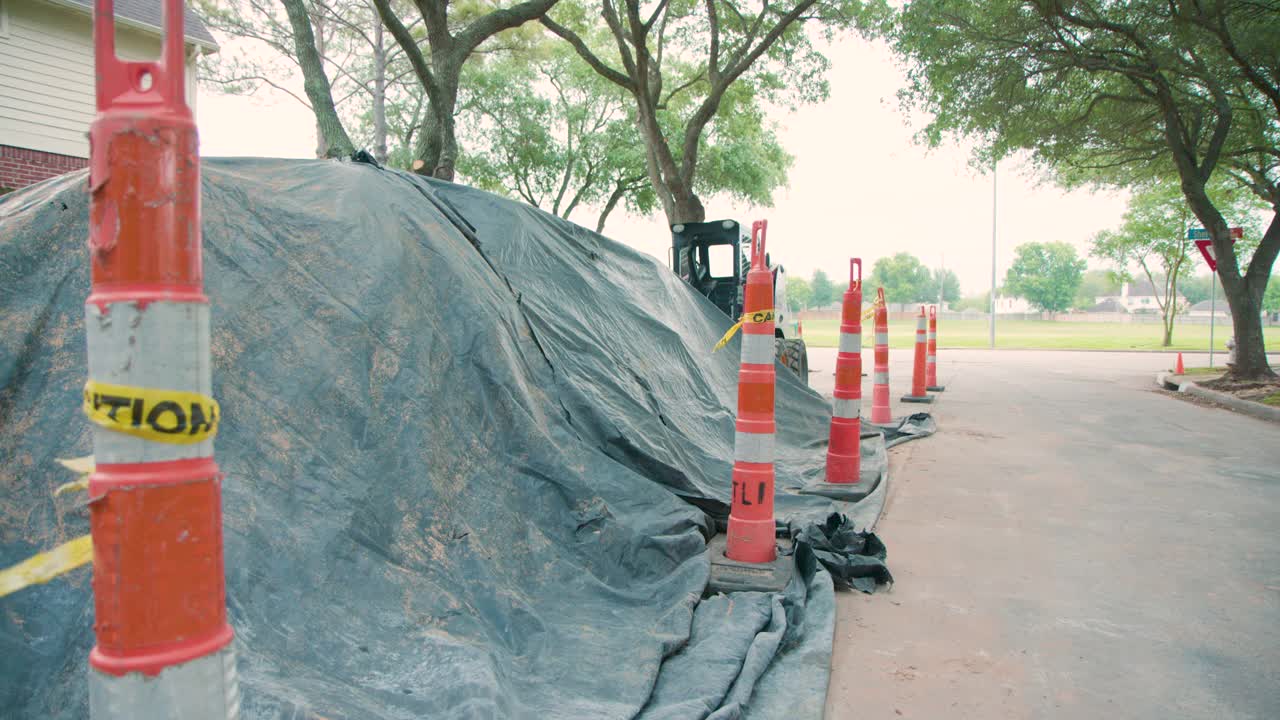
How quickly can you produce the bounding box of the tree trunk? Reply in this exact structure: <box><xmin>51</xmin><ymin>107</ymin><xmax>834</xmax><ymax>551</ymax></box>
<box><xmin>280</xmin><ymin>0</ymin><xmax>355</xmax><ymax>159</ymax></box>
<box><xmin>412</xmin><ymin>63</ymin><xmax>460</xmax><ymax>181</ymax></box>
<box><xmin>1178</xmin><ymin>175</ymin><xmax>1276</xmax><ymax>379</ymax></box>
<box><xmin>371</xmin><ymin>10</ymin><xmax>388</xmax><ymax>164</ymax></box>
<box><xmin>596</xmin><ymin>181</ymin><xmax>628</xmax><ymax>234</ymax></box>
<box><xmin>671</xmin><ymin>188</ymin><xmax>706</xmax><ymax>224</ymax></box>
<box><xmin>1227</xmin><ymin>289</ymin><xmax>1269</xmax><ymax>374</ymax></box>
<box><xmin>1215</xmin><ymin>215</ymin><xmax>1278</xmax><ymax>379</ymax></box>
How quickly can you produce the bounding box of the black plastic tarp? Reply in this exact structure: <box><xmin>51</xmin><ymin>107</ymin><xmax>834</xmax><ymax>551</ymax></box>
<box><xmin>0</xmin><ymin>159</ymin><xmax>893</xmax><ymax>719</ymax></box>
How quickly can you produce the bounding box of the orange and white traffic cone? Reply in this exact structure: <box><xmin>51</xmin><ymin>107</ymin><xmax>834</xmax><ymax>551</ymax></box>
<box><xmin>902</xmin><ymin>305</ymin><xmax>935</xmax><ymax>403</ymax></box>
<box><xmin>825</xmin><ymin>259</ymin><xmax>863</xmax><ymax>484</ymax></box>
<box><xmin>797</xmin><ymin>318</ymin><xmax>803</xmax><ymax>337</ymax></box>
<box><xmin>726</xmin><ymin>220</ymin><xmax>779</xmax><ymax>564</ymax></box>
<box><xmin>926</xmin><ymin>305</ymin><xmax>945</xmax><ymax>391</ymax></box>
<box><xmin>869</xmin><ymin>288</ymin><xmax>893</xmax><ymax>424</ymax></box>
<box><xmin>1175</xmin><ymin>352</ymin><xmax>1185</xmax><ymax>375</ymax></box>
<box><xmin>709</xmin><ymin>221</ymin><xmax>793</xmax><ymax>594</ymax></box>
<box><xmin>84</xmin><ymin>2</ymin><xmax>238</xmax><ymax>716</ymax></box>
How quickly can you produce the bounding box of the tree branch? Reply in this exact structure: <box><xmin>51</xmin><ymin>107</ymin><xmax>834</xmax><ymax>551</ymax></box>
<box><xmin>539</xmin><ymin>16</ymin><xmax>634</xmax><ymax>89</ymax></box>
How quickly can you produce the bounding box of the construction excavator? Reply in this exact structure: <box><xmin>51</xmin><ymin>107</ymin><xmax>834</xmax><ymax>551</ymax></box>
<box><xmin>670</xmin><ymin>219</ymin><xmax>809</xmax><ymax>384</ymax></box>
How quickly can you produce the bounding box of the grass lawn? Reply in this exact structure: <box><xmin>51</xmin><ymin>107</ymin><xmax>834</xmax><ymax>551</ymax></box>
<box><xmin>796</xmin><ymin>318</ymin><xmax>1280</xmax><ymax>351</ymax></box>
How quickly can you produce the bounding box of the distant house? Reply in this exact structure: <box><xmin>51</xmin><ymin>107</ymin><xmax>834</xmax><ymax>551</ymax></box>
<box><xmin>994</xmin><ymin>295</ymin><xmax>1032</xmax><ymax>314</ymax></box>
<box><xmin>0</xmin><ymin>0</ymin><xmax>217</xmax><ymax>192</ymax></box>
<box><xmin>1094</xmin><ymin>280</ymin><xmax>1187</xmax><ymax>313</ymax></box>
<box><xmin>1088</xmin><ymin>298</ymin><xmax>1129</xmax><ymax>313</ymax></box>
<box><xmin>1187</xmin><ymin>300</ymin><xmax>1231</xmax><ymax>319</ymax></box>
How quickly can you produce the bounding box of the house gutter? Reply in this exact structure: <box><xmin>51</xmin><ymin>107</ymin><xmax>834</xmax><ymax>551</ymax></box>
<box><xmin>41</xmin><ymin>0</ymin><xmax>219</xmax><ymax>53</ymax></box>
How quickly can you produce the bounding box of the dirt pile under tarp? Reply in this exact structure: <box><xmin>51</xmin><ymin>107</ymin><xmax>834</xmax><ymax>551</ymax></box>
<box><xmin>0</xmin><ymin>158</ymin><xmax>904</xmax><ymax>719</ymax></box>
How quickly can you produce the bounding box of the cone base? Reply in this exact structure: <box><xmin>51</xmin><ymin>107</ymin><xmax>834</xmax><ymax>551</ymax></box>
<box><xmin>803</xmin><ymin>470</ymin><xmax>883</xmax><ymax>503</ymax></box>
<box><xmin>900</xmin><ymin>394</ymin><xmax>935</xmax><ymax>403</ymax></box>
<box><xmin>823</xmin><ymin>455</ymin><xmax>865</xmax><ymax>485</ymax></box>
<box><xmin>926</xmin><ymin>385</ymin><xmax>946</xmax><ymax>391</ymax></box>
<box><xmin>706</xmin><ymin>534</ymin><xmax>794</xmax><ymax>595</ymax></box>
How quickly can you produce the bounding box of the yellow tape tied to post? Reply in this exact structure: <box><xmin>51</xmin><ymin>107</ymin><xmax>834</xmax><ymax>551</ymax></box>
<box><xmin>0</xmin><ymin>536</ymin><xmax>93</xmax><ymax>599</ymax></box>
<box><xmin>83</xmin><ymin>380</ymin><xmax>219</xmax><ymax>444</ymax></box>
<box><xmin>0</xmin><ymin>457</ymin><xmax>97</xmax><ymax>598</ymax></box>
<box><xmin>712</xmin><ymin>308</ymin><xmax>775</xmax><ymax>352</ymax></box>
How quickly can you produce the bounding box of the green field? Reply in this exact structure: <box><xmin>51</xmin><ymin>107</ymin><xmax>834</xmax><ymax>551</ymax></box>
<box><xmin>796</xmin><ymin>318</ymin><xmax>1280</xmax><ymax>351</ymax></box>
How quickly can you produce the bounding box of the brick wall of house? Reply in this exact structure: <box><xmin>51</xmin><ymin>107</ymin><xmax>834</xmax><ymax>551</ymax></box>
<box><xmin>0</xmin><ymin>145</ymin><xmax>87</xmax><ymax>192</ymax></box>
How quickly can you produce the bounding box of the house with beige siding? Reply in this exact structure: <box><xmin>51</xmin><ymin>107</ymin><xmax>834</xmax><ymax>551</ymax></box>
<box><xmin>0</xmin><ymin>0</ymin><xmax>216</xmax><ymax>191</ymax></box>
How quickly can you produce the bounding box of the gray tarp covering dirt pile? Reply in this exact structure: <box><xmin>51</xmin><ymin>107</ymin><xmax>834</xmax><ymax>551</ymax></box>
<box><xmin>0</xmin><ymin>159</ymin><xmax>916</xmax><ymax>719</ymax></box>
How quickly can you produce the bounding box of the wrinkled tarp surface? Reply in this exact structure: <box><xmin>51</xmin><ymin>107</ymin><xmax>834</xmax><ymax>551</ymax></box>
<box><xmin>0</xmin><ymin>159</ymin><xmax>899</xmax><ymax>719</ymax></box>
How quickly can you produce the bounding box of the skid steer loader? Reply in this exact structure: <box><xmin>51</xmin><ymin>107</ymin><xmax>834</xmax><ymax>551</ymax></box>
<box><xmin>670</xmin><ymin>219</ymin><xmax>809</xmax><ymax>384</ymax></box>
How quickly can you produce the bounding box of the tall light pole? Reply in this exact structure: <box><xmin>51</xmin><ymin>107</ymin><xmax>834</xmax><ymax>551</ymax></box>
<box><xmin>989</xmin><ymin>160</ymin><xmax>998</xmax><ymax>349</ymax></box>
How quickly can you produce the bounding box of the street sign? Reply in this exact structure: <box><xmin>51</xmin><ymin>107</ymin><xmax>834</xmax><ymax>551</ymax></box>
<box><xmin>1189</xmin><ymin>227</ymin><xmax>1243</xmax><ymax>271</ymax></box>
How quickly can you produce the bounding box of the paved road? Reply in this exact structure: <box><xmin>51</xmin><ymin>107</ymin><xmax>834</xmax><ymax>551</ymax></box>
<box><xmin>810</xmin><ymin>348</ymin><xmax>1280</xmax><ymax>720</ymax></box>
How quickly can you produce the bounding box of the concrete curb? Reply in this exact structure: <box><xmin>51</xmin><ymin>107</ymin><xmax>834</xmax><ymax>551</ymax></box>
<box><xmin>1156</xmin><ymin>372</ymin><xmax>1280</xmax><ymax>424</ymax></box>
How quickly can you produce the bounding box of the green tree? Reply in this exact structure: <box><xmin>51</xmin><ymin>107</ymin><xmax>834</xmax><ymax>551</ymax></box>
<box><xmin>869</xmin><ymin>252</ymin><xmax>932</xmax><ymax>304</ymax></box>
<box><xmin>541</xmin><ymin>0</ymin><xmax>886</xmax><ymax>223</ymax></box>
<box><xmin>891</xmin><ymin>0</ymin><xmax>1280</xmax><ymax>378</ymax></box>
<box><xmin>1264</xmin><ymin>277</ymin><xmax>1280</xmax><ymax>315</ymax></box>
<box><xmin>810</xmin><ymin>270</ymin><xmax>836</xmax><ymax>308</ymax></box>
<box><xmin>198</xmin><ymin>0</ymin><xmax>362</xmax><ymax>157</ymax></box>
<box><xmin>1093</xmin><ymin>178</ymin><xmax>1267</xmax><ymax>344</ymax></box>
<box><xmin>1005</xmin><ymin>242</ymin><xmax>1085</xmax><ymax>313</ymax></box>
<box><xmin>1073</xmin><ymin>270</ymin><xmax>1123</xmax><ymax>310</ymax></box>
<box><xmin>931</xmin><ymin>267</ymin><xmax>960</xmax><ymax>303</ymax></box>
<box><xmin>457</xmin><ymin>45</ymin><xmax>653</xmax><ymax>232</ymax></box>
<box><xmin>199</xmin><ymin>0</ymin><xmax>429</xmax><ymax>163</ymax></box>
<box><xmin>373</xmin><ymin>0</ymin><xmax>561</xmax><ymax>180</ymax></box>
<box><xmin>787</xmin><ymin>276</ymin><xmax>813</xmax><ymax>310</ymax></box>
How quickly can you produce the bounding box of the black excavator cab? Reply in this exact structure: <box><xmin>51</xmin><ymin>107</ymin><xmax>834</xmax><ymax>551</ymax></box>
<box><xmin>670</xmin><ymin>219</ymin><xmax>809</xmax><ymax>383</ymax></box>
<box><xmin>670</xmin><ymin>219</ymin><xmax>746</xmax><ymax>320</ymax></box>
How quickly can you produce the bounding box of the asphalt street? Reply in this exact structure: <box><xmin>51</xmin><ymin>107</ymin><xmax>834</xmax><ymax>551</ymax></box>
<box><xmin>812</xmin><ymin>348</ymin><xmax>1280</xmax><ymax>720</ymax></box>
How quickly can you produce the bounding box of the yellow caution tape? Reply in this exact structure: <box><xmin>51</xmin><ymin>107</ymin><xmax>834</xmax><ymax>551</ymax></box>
<box><xmin>0</xmin><ymin>457</ymin><xmax>100</xmax><ymax>598</ymax></box>
<box><xmin>54</xmin><ymin>477</ymin><xmax>90</xmax><ymax>497</ymax></box>
<box><xmin>53</xmin><ymin>456</ymin><xmax>94</xmax><ymax>496</ymax></box>
<box><xmin>83</xmin><ymin>380</ymin><xmax>219</xmax><ymax>444</ymax></box>
<box><xmin>861</xmin><ymin>296</ymin><xmax>886</xmax><ymax>320</ymax></box>
<box><xmin>0</xmin><ymin>535</ymin><xmax>93</xmax><ymax>598</ymax></box>
<box><xmin>713</xmin><ymin>308</ymin><xmax>775</xmax><ymax>352</ymax></box>
<box><xmin>57</xmin><ymin>456</ymin><xmax>95</xmax><ymax>474</ymax></box>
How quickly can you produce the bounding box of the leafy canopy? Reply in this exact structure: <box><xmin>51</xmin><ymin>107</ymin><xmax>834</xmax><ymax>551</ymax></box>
<box><xmin>1004</xmin><ymin>242</ymin><xmax>1086</xmax><ymax>313</ymax></box>
<box><xmin>869</xmin><ymin>252</ymin><xmax>933</xmax><ymax>305</ymax></box>
<box><xmin>810</xmin><ymin>270</ymin><xmax>837</xmax><ymax>308</ymax></box>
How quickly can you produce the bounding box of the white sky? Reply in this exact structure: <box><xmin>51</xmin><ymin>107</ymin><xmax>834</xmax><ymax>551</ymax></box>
<box><xmin>197</xmin><ymin>35</ymin><xmax>1139</xmax><ymax>298</ymax></box>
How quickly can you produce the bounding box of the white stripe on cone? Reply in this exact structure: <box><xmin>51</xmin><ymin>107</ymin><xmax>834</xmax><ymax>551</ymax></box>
<box><xmin>733</xmin><ymin>431</ymin><xmax>775</xmax><ymax>464</ymax></box>
<box><xmin>832</xmin><ymin>397</ymin><xmax>861</xmax><ymax>419</ymax></box>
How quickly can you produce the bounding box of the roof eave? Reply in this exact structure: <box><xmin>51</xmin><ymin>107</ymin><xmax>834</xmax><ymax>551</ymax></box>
<box><xmin>41</xmin><ymin>0</ymin><xmax>220</xmax><ymax>53</ymax></box>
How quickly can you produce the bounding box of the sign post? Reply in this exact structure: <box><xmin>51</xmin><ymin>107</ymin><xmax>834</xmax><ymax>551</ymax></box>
<box><xmin>1189</xmin><ymin>227</ymin><xmax>1242</xmax><ymax>368</ymax></box>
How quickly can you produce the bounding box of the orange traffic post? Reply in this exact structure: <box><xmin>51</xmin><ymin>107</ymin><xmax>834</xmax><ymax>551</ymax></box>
<box><xmin>708</xmin><ymin>220</ymin><xmax>792</xmax><ymax>594</ymax></box>
<box><xmin>902</xmin><ymin>306</ymin><xmax>935</xmax><ymax>403</ymax></box>
<box><xmin>926</xmin><ymin>305</ymin><xmax>945</xmax><ymax>391</ymax></box>
<box><xmin>85</xmin><ymin>0</ymin><xmax>239</xmax><ymax>715</ymax></box>
<box><xmin>824</xmin><ymin>259</ymin><xmax>864</xmax><ymax>483</ymax></box>
<box><xmin>869</xmin><ymin>288</ymin><xmax>893</xmax><ymax>424</ymax></box>
<box><xmin>1175</xmin><ymin>352</ymin><xmax>1185</xmax><ymax>375</ymax></box>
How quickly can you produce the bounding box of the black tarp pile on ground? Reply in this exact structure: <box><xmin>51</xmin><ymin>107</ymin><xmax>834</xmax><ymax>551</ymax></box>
<box><xmin>0</xmin><ymin>159</ymin><xmax>919</xmax><ymax>719</ymax></box>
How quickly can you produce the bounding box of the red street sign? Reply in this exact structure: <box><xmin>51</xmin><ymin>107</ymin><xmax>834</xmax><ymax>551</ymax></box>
<box><xmin>1193</xmin><ymin>228</ymin><xmax>1242</xmax><ymax>271</ymax></box>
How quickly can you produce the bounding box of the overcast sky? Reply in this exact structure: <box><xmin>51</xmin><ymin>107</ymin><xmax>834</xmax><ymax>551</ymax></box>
<box><xmin>197</xmin><ymin>34</ymin><xmax>1145</xmax><ymax>298</ymax></box>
